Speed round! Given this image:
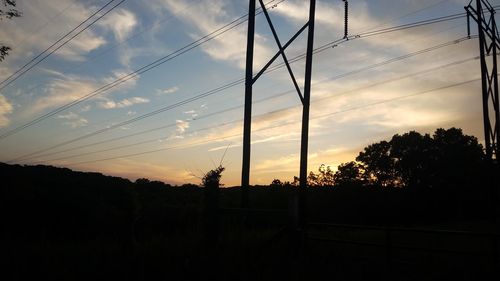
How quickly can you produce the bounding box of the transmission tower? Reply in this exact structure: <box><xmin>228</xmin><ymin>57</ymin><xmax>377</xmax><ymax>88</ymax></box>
<box><xmin>466</xmin><ymin>0</ymin><xmax>500</xmax><ymax>162</ymax></box>
<box><xmin>241</xmin><ymin>0</ymin><xmax>317</xmax><ymax>221</ymax></box>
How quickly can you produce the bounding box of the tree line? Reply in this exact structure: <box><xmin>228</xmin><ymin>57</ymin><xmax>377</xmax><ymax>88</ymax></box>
<box><xmin>271</xmin><ymin>127</ymin><xmax>491</xmax><ymax>189</ymax></box>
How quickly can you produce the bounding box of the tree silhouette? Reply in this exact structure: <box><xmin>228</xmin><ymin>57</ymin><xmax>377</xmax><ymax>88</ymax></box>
<box><xmin>270</xmin><ymin>178</ymin><xmax>284</xmax><ymax>187</ymax></box>
<box><xmin>202</xmin><ymin>165</ymin><xmax>225</xmax><ymax>188</ymax></box>
<box><xmin>0</xmin><ymin>0</ymin><xmax>21</xmax><ymax>62</ymax></box>
<box><xmin>334</xmin><ymin>161</ymin><xmax>367</xmax><ymax>186</ymax></box>
<box><xmin>284</xmin><ymin>127</ymin><xmax>487</xmax><ymax>190</ymax></box>
<box><xmin>356</xmin><ymin>140</ymin><xmax>399</xmax><ymax>187</ymax></box>
<box><xmin>432</xmin><ymin>127</ymin><xmax>484</xmax><ymax>186</ymax></box>
<box><xmin>307</xmin><ymin>164</ymin><xmax>335</xmax><ymax>187</ymax></box>
<box><xmin>354</xmin><ymin>127</ymin><xmax>485</xmax><ymax>188</ymax></box>
<box><xmin>390</xmin><ymin>131</ymin><xmax>435</xmax><ymax>187</ymax></box>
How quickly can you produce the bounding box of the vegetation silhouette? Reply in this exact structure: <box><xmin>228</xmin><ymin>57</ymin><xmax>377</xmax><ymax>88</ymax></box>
<box><xmin>0</xmin><ymin>0</ymin><xmax>21</xmax><ymax>61</ymax></box>
<box><xmin>1</xmin><ymin>127</ymin><xmax>498</xmax><ymax>280</ymax></box>
<box><xmin>301</xmin><ymin>127</ymin><xmax>486</xmax><ymax>189</ymax></box>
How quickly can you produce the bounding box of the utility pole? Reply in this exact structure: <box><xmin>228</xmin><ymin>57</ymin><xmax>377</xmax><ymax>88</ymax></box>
<box><xmin>241</xmin><ymin>0</ymin><xmax>317</xmax><ymax>212</ymax></box>
<box><xmin>465</xmin><ymin>0</ymin><xmax>500</xmax><ymax>162</ymax></box>
<box><xmin>241</xmin><ymin>0</ymin><xmax>255</xmax><ymax>209</ymax></box>
<box><xmin>298</xmin><ymin>0</ymin><xmax>316</xmax><ymax>231</ymax></box>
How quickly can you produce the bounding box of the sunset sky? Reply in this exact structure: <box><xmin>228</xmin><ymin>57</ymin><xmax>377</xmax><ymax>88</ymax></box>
<box><xmin>0</xmin><ymin>0</ymin><xmax>497</xmax><ymax>186</ymax></box>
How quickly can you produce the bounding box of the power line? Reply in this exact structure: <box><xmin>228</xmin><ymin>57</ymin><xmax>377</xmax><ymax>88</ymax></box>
<box><xmin>0</xmin><ymin>0</ymin><xmax>285</xmax><ymax>141</ymax></box>
<box><xmin>24</xmin><ymin>55</ymin><xmax>480</xmax><ymax>164</ymax></box>
<box><xmin>0</xmin><ymin>0</ymin><xmax>125</xmax><ymax>91</ymax></box>
<box><xmin>16</xmin><ymin>86</ymin><xmax>296</xmax><ymax>162</ymax></box>
<box><xmin>312</xmin><ymin>5</ymin><xmax>498</xmax><ymax>57</ymax></box>
<box><xmin>3</xmin><ymin>5</ymin><xmax>495</xmax><ymax>147</ymax></box>
<box><xmin>71</xmin><ymin>0</ymin><xmax>202</xmax><ymax>70</ymax></box>
<box><xmin>0</xmin><ymin>4</ymin><xmax>465</xmax><ymax>141</ymax></box>
<box><xmin>12</xmin><ymin>1</ymin><xmax>77</xmax><ymax>50</ymax></box>
<box><xmin>354</xmin><ymin>0</ymin><xmax>451</xmax><ymax>33</ymax></box>
<box><xmin>24</xmin><ymin>94</ymin><xmax>291</xmax><ymax>163</ymax></box>
<box><xmin>319</xmin><ymin>37</ymin><xmax>476</xmax><ymax>80</ymax></box>
<box><xmin>356</xmin><ymin>4</ymin><xmax>500</xmax><ymax>39</ymax></box>
<box><xmin>9</xmin><ymin>34</ymin><xmax>472</xmax><ymax>164</ymax></box>
<box><xmin>0</xmin><ymin>5</ymin><xmax>471</xmax><ymax>145</ymax></box>
<box><xmin>7</xmin><ymin>0</ymin><xmax>286</xmax><ymax>105</ymax></box>
<box><xmin>8</xmin><ymin>35</ymin><xmax>475</xmax><ymax>164</ymax></box>
<box><xmin>59</xmin><ymin>78</ymin><xmax>481</xmax><ymax>167</ymax></box>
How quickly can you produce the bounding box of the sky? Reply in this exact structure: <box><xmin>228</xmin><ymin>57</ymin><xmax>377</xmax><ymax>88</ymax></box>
<box><xmin>0</xmin><ymin>0</ymin><xmax>497</xmax><ymax>186</ymax></box>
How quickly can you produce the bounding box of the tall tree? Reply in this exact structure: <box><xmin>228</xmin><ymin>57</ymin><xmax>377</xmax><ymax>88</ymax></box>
<box><xmin>334</xmin><ymin>161</ymin><xmax>367</xmax><ymax>186</ymax></box>
<box><xmin>1</xmin><ymin>0</ymin><xmax>21</xmax><ymax>62</ymax></box>
<box><xmin>356</xmin><ymin>140</ymin><xmax>399</xmax><ymax>187</ymax></box>
<box><xmin>355</xmin><ymin>128</ymin><xmax>485</xmax><ymax>188</ymax></box>
<box><xmin>390</xmin><ymin>131</ymin><xmax>435</xmax><ymax>187</ymax></box>
<box><xmin>307</xmin><ymin>164</ymin><xmax>335</xmax><ymax>187</ymax></box>
<box><xmin>432</xmin><ymin>127</ymin><xmax>484</xmax><ymax>186</ymax></box>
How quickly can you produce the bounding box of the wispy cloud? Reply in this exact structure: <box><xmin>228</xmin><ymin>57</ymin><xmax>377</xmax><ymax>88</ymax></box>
<box><xmin>30</xmin><ymin>78</ymin><xmax>97</xmax><ymax>114</ymax></box>
<box><xmin>0</xmin><ymin>95</ymin><xmax>13</xmax><ymax>128</ymax></box>
<box><xmin>26</xmin><ymin>66</ymin><xmax>140</xmax><ymax>116</ymax></box>
<box><xmin>157</xmin><ymin>0</ymin><xmax>272</xmax><ymax>69</ymax></box>
<box><xmin>99</xmin><ymin>8</ymin><xmax>138</xmax><ymax>41</ymax></box>
<box><xmin>176</xmin><ymin>119</ymin><xmax>190</xmax><ymax>134</ymax></box>
<box><xmin>102</xmin><ymin>69</ymin><xmax>140</xmax><ymax>90</ymax></box>
<box><xmin>98</xmin><ymin>97</ymin><xmax>150</xmax><ymax>109</ymax></box>
<box><xmin>56</xmin><ymin>32</ymin><xmax>107</xmax><ymax>62</ymax></box>
<box><xmin>253</xmin><ymin>153</ymin><xmax>315</xmax><ymax>174</ymax></box>
<box><xmin>98</xmin><ymin>8</ymin><xmax>139</xmax><ymax>66</ymax></box>
<box><xmin>156</xmin><ymin>86</ymin><xmax>179</xmax><ymax>95</ymax></box>
<box><xmin>57</xmin><ymin>111</ymin><xmax>88</xmax><ymax>128</ymax></box>
<box><xmin>183</xmin><ymin>109</ymin><xmax>198</xmax><ymax>118</ymax></box>
<box><xmin>274</xmin><ymin>0</ymin><xmax>376</xmax><ymax>35</ymax></box>
<box><xmin>80</xmin><ymin>105</ymin><xmax>91</xmax><ymax>112</ymax></box>
<box><xmin>0</xmin><ymin>0</ymin><xmax>108</xmax><ymax>64</ymax></box>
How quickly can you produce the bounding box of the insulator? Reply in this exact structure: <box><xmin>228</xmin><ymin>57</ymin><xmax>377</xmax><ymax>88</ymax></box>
<box><xmin>344</xmin><ymin>0</ymin><xmax>349</xmax><ymax>39</ymax></box>
<box><xmin>466</xmin><ymin>11</ymin><xmax>471</xmax><ymax>39</ymax></box>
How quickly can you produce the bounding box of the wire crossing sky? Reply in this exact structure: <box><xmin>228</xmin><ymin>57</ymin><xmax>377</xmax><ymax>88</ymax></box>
<box><xmin>0</xmin><ymin>0</ymin><xmax>497</xmax><ymax>185</ymax></box>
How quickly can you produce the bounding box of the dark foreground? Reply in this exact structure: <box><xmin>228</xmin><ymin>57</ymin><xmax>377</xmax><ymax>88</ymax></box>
<box><xmin>1</xmin><ymin>163</ymin><xmax>499</xmax><ymax>280</ymax></box>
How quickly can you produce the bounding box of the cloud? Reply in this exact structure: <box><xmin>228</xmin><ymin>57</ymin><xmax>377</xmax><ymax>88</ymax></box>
<box><xmin>156</xmin><ymin>86</ymin><xmax>179</xmax><ymax>95</ymax></box>
<box><xmin>57</xmin><ymin>111</ymin><xmax>88</xmax><ymax>128</ymax></box>
<box><xmin>183</xmin><ymin>109</ymin><xmax>198</xmax><ymax>118</ymax></box>
<box><xmin>0</xmin><ymin>0</ymin><xmax>108</xmax><ymax>63</ymax></box>
<box><xmin>98</xmin><ymin>97</ymin><xmax>150</xmax><ymax>109</ymax></box>
<box><xmin>97</xmin><ymin>8</ymin><xmax>139</xmax><ymax>66</ymax></box>
<box><xmin>99</xmin><ymin>8</ymin><xmax>138</xmax><ymax>41</ymax></box>
<box><xmin>176</xmin><ymin>120</ymin><xmax>190</xmax><ymax>134</ymax></box>
<box><xmin>254</xmin><ymin>152</ymin><xmax>318</xmax><ymax>174</ymax></box>
<box><xmin>0</xmin><ymin>95</ymin><xmax>13</xmax><ymax>128</ymax></box>
<box><xmin>157</xmin><ymin>0</ymin><xmax>272</xmax><ymax>69</ymax></box>
<box><xmin>102</xmin><ymin>69</ymin><xmax>140</xmax><ymax>90</ymax></box>
<box><xmin>80</xmin><ymin>105</ymin><xmax>91</xmax><ymax>112</ymax></box>
<box><xmin>57</xmin><ymin>112</ymin><xmax>80</xmax><ymax>120</ymax></box>
<box><xmin>274</xmin><ymin>0</ymin><xmax>383</xmax><ymax>34</ymax></box>
<box><xmin>56</xmin><ymin>32</ymin><xmax>107</xmax><ymax>61</ymax></box>
<box><xmin>30</xmin><ymin>78</ymin><xmax>97</xmax><ymax>114</ymax></box>
<box><xmin>25</xmin><ymin>66</ymin><xmax>140</xmax><ymax>116</ymax></box>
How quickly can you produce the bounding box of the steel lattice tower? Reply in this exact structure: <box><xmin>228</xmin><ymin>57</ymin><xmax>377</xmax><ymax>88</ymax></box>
<box><xmin>466</xmin><ymin>0</ymin><xmax>500</xmax><ymax>162</ymax></box>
